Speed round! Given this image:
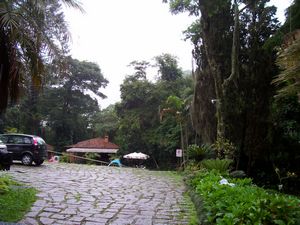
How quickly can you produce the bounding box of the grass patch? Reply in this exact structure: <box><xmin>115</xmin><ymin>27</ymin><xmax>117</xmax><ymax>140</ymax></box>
<box><xmin>181</xmin><ymin>192</ymin><xmax>199</xmax><ymax>225</ymax></box>
<box><xmin>154</xmin><ymin>170</ymin><xmax>183</xmax><ymax>182</ymax></box>
<box><xmin>0</xmin><ymin>175</ymin><xmax>37</xmax><ymax>222</ymax></box>
<box><xmin>75</xmin><ymin>193</ymin><xmax>81</xmax><ymax>202</ymax></box>
<box><xmin>155</xmin><ymin>171</ymin><xmax>199</xmax><ymax>224</ymax></box>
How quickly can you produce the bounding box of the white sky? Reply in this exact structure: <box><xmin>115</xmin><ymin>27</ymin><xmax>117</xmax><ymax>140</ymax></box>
<box><xmin>64</xmin><ymin>0</ymin><xmax>291</xmax><ymax>109</ymax></box>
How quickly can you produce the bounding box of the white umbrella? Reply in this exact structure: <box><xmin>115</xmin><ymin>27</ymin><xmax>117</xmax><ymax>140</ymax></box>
<box><xmin>123</xmin><ymin>152</ymin><xmax>149</xmax><ymax>160</ymax></box>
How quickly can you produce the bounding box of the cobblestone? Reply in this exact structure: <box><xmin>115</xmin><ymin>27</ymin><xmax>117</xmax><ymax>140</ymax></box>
<box><xmin>6</xmin><ymin>163</ymin><xmax>192</xmax><ymax>225</ymax></box>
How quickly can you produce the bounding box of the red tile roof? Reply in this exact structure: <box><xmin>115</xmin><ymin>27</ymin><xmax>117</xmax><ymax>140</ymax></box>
<box><xmin>69</xmin><ymin>137</ymin><xmax>119</xmax><ymax>149</ymax></box>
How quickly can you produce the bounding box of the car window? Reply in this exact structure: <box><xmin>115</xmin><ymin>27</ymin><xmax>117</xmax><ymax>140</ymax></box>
<box><xmin>7</xmin><ymin>136</ymin><xmax>15</xmax><ymax>144</ymax></box>
<box><xmin>23</xmin><ymin>137</ymin><xmax>32</xmax><ymax>144</ymax></box>
<box><xmin>7</xmin><ymin>136</ymin><xmax>32</xmax><ymax>144</ymax></box>
<box><xmin>37</xmin><ymin>137</ymin><xmax>45</xmax><ymax>145</ymax></box>
<box><xmin>12</xmin><ymin>136</ymin><xmax>24</xmax><ymax>144</ymax></box>
<box><xmin>0</xmin><ymin>135</ymin><xmax>8</xmax><ymax>143</ymax></box>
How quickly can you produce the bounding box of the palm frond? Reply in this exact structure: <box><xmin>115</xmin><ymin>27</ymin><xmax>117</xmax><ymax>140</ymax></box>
<box><xmin>61</xmin><ymin>0</ymin><xmax>85</xmax><ymax>13</ymax></box>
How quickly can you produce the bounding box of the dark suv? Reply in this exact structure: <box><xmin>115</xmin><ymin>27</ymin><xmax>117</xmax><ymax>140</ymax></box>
<box><xmin>0</xmin><ymin>134</ymin><xmax>47</xmax><ymax>166</ymax></box>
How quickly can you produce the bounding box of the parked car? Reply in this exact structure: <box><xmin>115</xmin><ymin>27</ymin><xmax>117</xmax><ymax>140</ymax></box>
<box><xmin>0</xmin><ymin>139</ymin><xmax>12</xmax><ymax>170</ymax></box>
<box><xmin>0</xmin><ymin>134</ymin><xmax>47</xmax><ymax>166</ymax></box>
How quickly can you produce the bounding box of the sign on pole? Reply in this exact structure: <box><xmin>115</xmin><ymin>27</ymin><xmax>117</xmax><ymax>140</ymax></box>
<box><xmin>176</xmin><ymin>149</ymin><xmax>183</xmax><ymax>158</ymax></box>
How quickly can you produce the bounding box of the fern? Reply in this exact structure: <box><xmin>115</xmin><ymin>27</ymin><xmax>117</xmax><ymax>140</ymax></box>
<box><xmin>188</xmin><ymin>144</ymin><xmax>215</xmax><ymax>162</ymax></box>
<box><xmin>201</xmin><ymin>159</ymin><xmax>232</xmax><ymax>173</ymax></box>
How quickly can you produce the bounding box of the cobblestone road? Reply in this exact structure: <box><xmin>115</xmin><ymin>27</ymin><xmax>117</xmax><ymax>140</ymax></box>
<box><xmin>7</xmin><ymin>163</ymin><xmax>192</xmax><ymax>225</ymax></box>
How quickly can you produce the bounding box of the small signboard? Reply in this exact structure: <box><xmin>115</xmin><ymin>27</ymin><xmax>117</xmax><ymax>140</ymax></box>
<box><xmin>176</xmin><ymin>149</ymin><xmax>183</xmax><ymax>157</ymax></box>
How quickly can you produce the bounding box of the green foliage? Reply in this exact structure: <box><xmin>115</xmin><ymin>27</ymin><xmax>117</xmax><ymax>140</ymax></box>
<box><xmin>185</xmin><ymin>161</ymin><xmax>203</xmax><ymax>173</ymax></box>
<box><xmin>166</xmin><ymin>95</ymin><xmax>184</xmax><ymax>112</ymax></box>
<box><xmin>272</xmin><ymin>96</ymin><xmax>300</xmax><ymax>141</ymax></box>
<box><xmin>154</xmin><ymin>53</ymin><xmax>183</xmax><ymax>81</ymax></box>
<box><xmin>201</xmin><ymin>159</ymin><xmax>232</xmax><ymax>173</ymax></box>
<box><xmin>116</xmin><ymin>57</ymin><xmax>194</xmax><ymax>169</ymax></box>
<box><xmin>3</xmin><ymin>127</ymin><xmax>18</xmax><ymax>133</ymax></box>
<box><xmin>93</xmin><ymin>105</ymin><xmax>119</xmax><ymax>140</ymax></box>
<box><xmin>273</xmin><ymin>36</ymin><xmax>300</xmax><ymax>100</ymax></box>
<box><xmin>189</xmin><ymin>171</ymin><xmax>300</xmax><ymax>224</ymax></box>
<box><xmin>212</xmin><ymin>137</ymin><xmax>236</xmax><ymax>160</ymax></box>
<box><xmin>187</xmin><ymin>144</ymin><xmax>214</xmax><ymax>161</ymax></box>
<box><xmin>84</xmin><ymin>153</ymin><xmax>99</xmax><ymax>165</ymax></box>
<box><xmin>59</xmin><ymin>153</ymin><xmax>70</xmax><ymax>163</ymax></box>
<box><xmin>0</xmin><ymin>176</ymin><xmax>37</xmax><ymax>222</ymax></box>
<box><xmin>269</xmin><ymin>96</ymin><xmax>300</xmax><ymax>194</ymax></box>
<box><xmin>163</xmin><ymin>0</ymin><xmax>202</xmax><ymax>16</ymax></box>
<box><xmin>127</xmin><ymin>60</ymin><xmax>150</xmax><ymax>80</ymax></box>
<box><xmin>0</xmin><ymin>0</ymin><xmax>82</xmax><ymax>111</ymax></box>
<box><xmin>0</xmin><ymin>176</ymin><xmax>16</xmax><ymax>194</ymax></box>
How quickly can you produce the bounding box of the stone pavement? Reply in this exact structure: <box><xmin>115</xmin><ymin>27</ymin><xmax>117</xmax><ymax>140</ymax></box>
<box><xmin>6</xmin><ymin>163</ymin><xmax>193</xmax><ymax>225</ymax></box>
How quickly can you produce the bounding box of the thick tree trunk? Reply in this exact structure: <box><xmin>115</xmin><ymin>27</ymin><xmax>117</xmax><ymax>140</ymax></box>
<box><xmin>192</xmin><ymin>68</ymin><xmax>217</xmax><ymax>144</ymax></box>
<box><xmin>0</xmin><ymin>31</ymin><xmax>11</xmax><ymax>111</ymax></box>
<box><xmin>199</xmin><ymin>2</ymin><xmax>231</xmax><ymax>140</ymax></box>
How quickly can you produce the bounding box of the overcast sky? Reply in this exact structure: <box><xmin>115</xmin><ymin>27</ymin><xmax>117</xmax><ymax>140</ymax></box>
<box><xmin>64</xmin><ymin>0</ymin><xmax>291</xmax><ymax>109</ymax></box>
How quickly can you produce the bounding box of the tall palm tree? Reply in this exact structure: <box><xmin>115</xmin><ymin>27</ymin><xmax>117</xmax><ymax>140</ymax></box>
<box><xmin>0</xmin><ymin>0</ymin><xmax>82</xmax><ymax>112</ymax></box>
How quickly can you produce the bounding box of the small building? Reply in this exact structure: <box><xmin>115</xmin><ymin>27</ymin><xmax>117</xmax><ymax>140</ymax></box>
<box><xmin>66</xmin><ymin>136</ymin><xmax>119</xmax><ymax>164</ymax></box>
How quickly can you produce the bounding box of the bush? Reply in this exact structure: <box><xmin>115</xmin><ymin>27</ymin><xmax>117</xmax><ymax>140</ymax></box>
<box><xmin>189</xmin><ymin>171</ymin><xmax>300</xmax><ymax>224</ymax></box>
<box><xmin>187</xmin><ymin>144</ymin><xmax>215</xmax><ymax>162</ymax></box>
<box><xmin>212</xmin><ymin>137</ymin><xmax>236</xmax><ymax>159</ymax></box>
<box><xmin>201</xmin><ymin>159</ymin><xmax>232</xmax><ymax>173</ymax></box>
<box><xmin>84</xmin><ymin>153</ymin><xmax>99</xmax><ymax>164</ymax></box>
<box><xmin>59</xmin><ymin>153</ymin><xmax>70</xmax><ymax>163</ymax></box>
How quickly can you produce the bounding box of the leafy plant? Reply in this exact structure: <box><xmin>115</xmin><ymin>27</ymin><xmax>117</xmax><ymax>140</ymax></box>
<box><xmin>189</xmin><ymin>171</ymin><xmax>300</xmax><ymax>224</ymax></box>
<box><xmin>187</xmin><ymin>144</ymin><xmax>214</xmax><ymax>162</ymax></box>
<box><xmin>212</xmin><ymin>137</ymin><xmax>236</xmax><ymax>160</ymax></box>
<box><xmin>84</xmin><ymin>153</ymin><xmax>99</xmax><ymax>165</ymax></box>
<box><xmin>201</xmin><ymin>159</ymin><xmax>232</xmax><ymax>173</ymax></box>
<box><xmin>4</xmin><ymin>127</ymin><xmax>18</xmax><ymax>133</ymax></box>
<box><xmin>59</xmin><ymin>153</ymin><xmax>70</xmax><ymax>163</ymax></box>
<box><xmin>185</xmin><ymin>161</ymin><xmax>202</xmax><ymax>173</ymax></box>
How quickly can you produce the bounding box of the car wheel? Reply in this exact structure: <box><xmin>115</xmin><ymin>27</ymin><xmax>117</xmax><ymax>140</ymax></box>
<box><xmin>4</xmin><ymin>165</ymin><xmax>10</xmax><ymax>170</ymax></box>
<box><xmin>34</xmin><ymin>160</ymin><xmax>44</xmax><ymax>166</ymax></box>
<box><xmin>21</xmin><ymin>154</ymin><xmax>33</xmax><ymax>166</ymax></box>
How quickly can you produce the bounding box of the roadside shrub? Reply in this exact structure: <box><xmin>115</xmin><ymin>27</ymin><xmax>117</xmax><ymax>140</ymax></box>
<box><xmin>187</xmin><ymin>144</ymin><xmax>215</xmax><ymax>161</ymax></box>
<box><xmin>201</xmin><ymin>159</ymin><xmax>232</xmax><ymax>173</ymax></box>
<box><xmin>190</xmin><ymin>171</ymin><xmax>300</xmax><ymax>224</ymax></box>
<box><xmin>185</xmin><ymin>160</ymin><xmax>202</xmax><ymax>172</ymax></box>
<box><xmin>84</xmin><ymin>153</ymin><xmax>99</xmax><ymax>164</ymax></box>
<box><xmin>212</xmin><ymin>137</ymin><xmax>236</xmax><ymax>159</ymax></box>
<box><xmin>59</xmin><ymin>153</ymin><xmax>70</xmax><ymax>163</ymax></box>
